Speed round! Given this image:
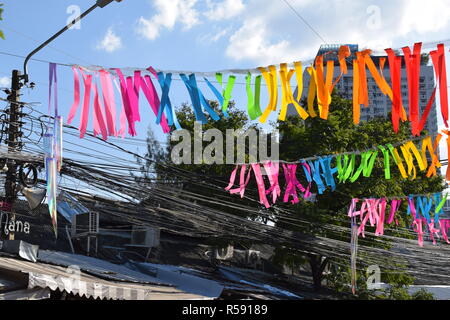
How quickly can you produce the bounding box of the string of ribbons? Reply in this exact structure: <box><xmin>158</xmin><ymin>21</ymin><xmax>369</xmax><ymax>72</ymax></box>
<box><xmin>225</xmin><ymin>134</ymin><xmax>447</xmax><ymax>208</ymax></box>
<box><xmin>64</xmin><ymin>42</ymin><xmax>449</xmax><ymax>139</ymax></box>
<box><xmin>347</xmin><ymin>193</ymin><xmax>449</xmax><ymax>247</ymax></box>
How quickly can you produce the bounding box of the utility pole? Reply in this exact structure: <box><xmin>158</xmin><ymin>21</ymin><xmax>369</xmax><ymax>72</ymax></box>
<box><xmin>0</xmin><ymin>0</ymin><xmax>122</xmax><ymax>240</ymax></box>
<box><xmin>5</xmin><ymin>70</ymin><xmax>23</xmax><ymax>240</ymax></box>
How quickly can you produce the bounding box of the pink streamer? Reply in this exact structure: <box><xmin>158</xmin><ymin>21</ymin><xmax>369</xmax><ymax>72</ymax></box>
<box><xmin>79</xmin><ymin>70</ymin><xmax>92</xmax><ymax>139</ymax></box>
<box><xmin>115</xmin><ymin>68</ymin><xmax>136</xmax><ymax>136</ymax></box>
<box><xmin>99</xmin><ymin>70</ymin><xmax>117</xmax><ymax>136</ymax></box>
<box><xmin>428</xmin><ymin>220</ymin><xmax>440</xmax><ymax>245</ymax></box>
<box><xmin>140</xmin><ymin>75</ymin><xmax>170</xmax><ymax>133</ymax></box>
<box><xmin>112</xmin><ymin>77</ymin><xmax>127</xmax><ymax>138</ymax></box>
<box><xmin>225</xmin><ymin>165</ymin><xmax>238</xmax><ymax>191</ymax></box>
<box><xmin>375</xmin><ymin>198</ymin><xmax>386</xmax><ymax>236</ymax></box>
<box><xmin>439</xmin><ymin>219</ymin><xmax>450</xmax><ymax>244</ymax></box>
<box><xmin>387</xmin><ymin>199</ymin><xmax>401</xmax><ymax>224</ymax></box>
<box><xmin>413</xmin><ymin>218</ymin><xmax>424</xmax><ymax>247</ymax></box>
<box><xmin>282</xmin><ymin>164</ymin><xmax>308</xmax><ymax>204</ymax></box>
<box><xmin>251</xmin><ymin>163</ymin><xmax>270</xmax><ymax>208</ymax></box>
<box><xmin>92</xmin><ymin>82</ymin><xmax>108</xmax><ymax>140</ymax></box>
<box><xmin>263</xmin><ymin>161</ymin><xmax>280</xmax><ymax>204</ymax></box>
<box><xmin>67</xmin><ymin>66</ymin><xmax>80</xmax><ymax>125</ymax></box>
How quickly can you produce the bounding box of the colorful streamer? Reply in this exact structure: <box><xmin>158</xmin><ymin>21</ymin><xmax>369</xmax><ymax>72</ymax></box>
<box><xmin>226</xmin><ymin>135</ymin><xmax>447</xmax><ymax>208</ymax></box>
<box><xmin>348</xmin><ymin>193</ymin><xmax>449</xmax><ymax>247</ymax></box>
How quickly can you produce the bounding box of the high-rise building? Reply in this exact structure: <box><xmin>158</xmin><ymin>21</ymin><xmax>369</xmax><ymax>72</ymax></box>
<box><xmin>288</xmin><ymin>44</ymin><xmax>439</xmax><ymax>135</ymax></box>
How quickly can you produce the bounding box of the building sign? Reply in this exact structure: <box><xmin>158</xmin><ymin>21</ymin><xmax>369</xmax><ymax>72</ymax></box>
<box><xmin>0</xmin><ymin>211</ymin><xmax>31</xmax><ymax>236</ymax></box>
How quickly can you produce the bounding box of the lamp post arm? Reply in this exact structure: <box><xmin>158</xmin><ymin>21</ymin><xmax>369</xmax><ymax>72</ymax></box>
<box><xmin>22</xmin><ymin>2</ymin><xmax>100</xmax><ymax>83</ymax></box>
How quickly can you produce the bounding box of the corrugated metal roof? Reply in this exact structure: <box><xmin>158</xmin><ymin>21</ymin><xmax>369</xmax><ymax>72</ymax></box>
<box><xmin>130</xmin><ymin>262</ymin><xmax>224</xmax><ymax>298</ymax></box>
<box><xmin>37</xmin><ymin>250</ymin><xmax>170</xmax><ymax>285</ymax></box>
<box><xmin>0</xmin><ymin>255</ymin><xmax>213</xmax><ymax>300</ymax></box>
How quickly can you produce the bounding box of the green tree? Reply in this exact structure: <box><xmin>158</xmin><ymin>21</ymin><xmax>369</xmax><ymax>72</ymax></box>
<box><xmin>137</xmin><ymin>101</ymin><xmax>270</xmax><ymax>248</ymax></box>
<box><xmin>0</xmin><ymin>4</ymin><xmax>4</xmax><ymax>40</ymax></box>
<box><xmin>273</xmin><ymin>92</ymin><xmax>445</xmax><ymax>293</ymax></box>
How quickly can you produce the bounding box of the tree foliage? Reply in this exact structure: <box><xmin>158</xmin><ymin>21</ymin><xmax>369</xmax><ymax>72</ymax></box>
<box><xmin>272</xmin><ymin>92</ymin><xmax>445</xmax><ymax>295</ymax></box>
<box><xmin>0</xmin><ymin>4</ymin><xmax>4</xmax><ymax>40</ymax></box>
<box><xmin>138</xmin><ymin>91</ymin><xmax>444</xmax><ymax>298</ymax></box>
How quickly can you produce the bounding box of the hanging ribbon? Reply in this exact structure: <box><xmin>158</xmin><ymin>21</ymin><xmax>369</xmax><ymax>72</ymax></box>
<box><xmin>434</xmin><ymin>192</ymin><xmax>447</xmax><ymax>224</ymax></box>
<box><xmin>140</xmin><ymin>72</ymin><xmax>170</xmax><ymax>133</ymax></box>
<box><xmin>67</xmin><ymin>66</ymin><xmax>81</xmax><ymax>125</ymax></box>
<box><xmin>430</xmin><ymin>44</ymin><xmax>449</xmax><ymax>128</ymax></box>
<box><xmin>92</xmin><ymin>80</ymin><xmax>108</xmax><ymax>140</ymax></box>
<box><xmin>99</xmin><ymin>70</ymin><xmax>117</xmax><ymax>137</ymax></box>
<box><xmin>216</xmin><ymin>73</ymin><xmax>236</xmax><ymax>117</ymax></box>
<box><xmin>47</xmin><ymin>63</ymin><xmax>60</xmax><ymax>237</ymax></box>
<box><xmin>331</xmin><ymin>45</ymin><xmax>351</xmax><ymax>92</ymax></box>
<box><xmin>112</xmin><ymin>77</ymin><xmax>127</xmax><ymax>138</ymax></box>
<box><xmin>282</xmin><ymin>163</ymin><xmax>307</xmax><ymax>204</ymax></box>
<box><xmin>352</xmin><ymin>58</ymin><xmax>360</xmax><ymax>124</ymax></box>
<box><xmin>387</xmin><ymin>199</ymin><xmax>401</xmax><ymax>225</ymax></box>
<box><xmin>180</xmin><ymin>73</ymin><xmax>220</xmax><ymax>123</ymax></box>
<box><xmin>45</xmin><ymin>157</ymin><xmax>58</xmax><ymax>237</ymax></box>
<box><xmin>114</xmin><ymin>68</ymin><xmax>137</xmax><ymax>135</ymax></box>
<box><xmin>402</xmin><ymin>43</ymin><xmax>422</xmax><ymax>136</ymax></box>
<box><xmin>54</xmin><ymin>115</ymin><xmax>63</xmax><ymax>172</ymax></box>
<box><xmin>306</xmin><ymin>66</ymin><xmax>318</xmax><ymax>118</ymax></box>
<box><xmin>439</xmin><ymin>219</ymin><xmax>450</xmax><ymax>244</ymax></box>
<box><xmin>314</xmin><ymin>55</ymin><xmax>332</xmax><ymax>119</ymax></box>
<box><xmin>258</xmin><ymin>66</ymin><xmax>278</xmax><ymax>123</ymax></box>
<box><xmin>245</xmin><ymin>73</ymin><xmax>263</xmax><ymax>120</ymax></box>
<box><xmin>225</xmin><ymin>164</ymin><xmax>269</xmax><ymax>208</ymax></box>
<box><xmin>263</xmin><ymin>161</ymin><xmax>280</xmax><ymax>204</ymax></box>
<box><xmin>278</xmin><ymin>62</ymin><xmax>309</xmax><ymax>121</ymax></box>
<box><xmin>421</xmin><ymin>135</ymin><xmax>442</xmax><ymax>177</ymax></box>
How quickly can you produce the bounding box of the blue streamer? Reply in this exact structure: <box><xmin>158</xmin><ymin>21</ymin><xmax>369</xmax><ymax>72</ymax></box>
<box><xmin>433</xmin><ymin>193</ymin><xmax>444</xmax><ymax>224</ymax></box>
<box><xmin>180</xmin><ymin>74</ymin><xmax>220</xmax><ymax>123</ymax></box>
<box><xmin>156</xmin><ymin>72</ymin><xmax>181</xmax><ymax>130</ymax></box>
<box><xmin>204</xmin><ymin>77</ymin><xmax>228</xmax><ymax>118</ymax></box>
<box><xmin>309</xmin><ymin>160</ymin><xmax>326</xmax><ymax>194</ymax></box>
<box><xmin>320</xmin><ymin>156</ymin><xmax>338</xmax><ymax>191</ymax></box>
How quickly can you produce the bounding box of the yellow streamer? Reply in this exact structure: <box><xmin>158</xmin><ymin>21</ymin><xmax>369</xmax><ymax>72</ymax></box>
<box><xmin>390</xmin><ymin>146</ymin><xmax>408</xmax><ymax>179</ymax></box>
<box><xmin>278</xmin><ymin>63</ymin><xmax>309</xmax><ymax>121</ymax></box>
<box><xmin>352</xmin><ymin>59</ymin><xmax>360</xmax><ymax>125</ymax></box>
<box><xmin>258</xmin><ymin>65</ymin><xmax>278</xmax><ymax>123</ymax></box>
<box><xmin>421</xmin><ymin>135</ymin><xmax>442</xmax><ymax>177</ymax></box>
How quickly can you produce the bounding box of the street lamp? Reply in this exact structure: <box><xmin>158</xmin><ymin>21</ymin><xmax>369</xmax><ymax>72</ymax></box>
<box><xmin>2</xmin><ymin>0</ymin><xmax>123</xmax><ymax>240</ymax></box>
<box><xmin>22</xmin><ymin>0</ymin><xmax>123</xmax><ymax>84</ymax></box>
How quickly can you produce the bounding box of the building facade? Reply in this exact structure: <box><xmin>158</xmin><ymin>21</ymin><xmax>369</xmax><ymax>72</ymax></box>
<box><xmin>288</xmin><ymin>44</ymin><xmax>439</xmax><ymax>135</ymax></box>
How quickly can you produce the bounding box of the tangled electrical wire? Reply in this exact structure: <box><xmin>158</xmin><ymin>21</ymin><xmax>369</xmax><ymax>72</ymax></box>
<box><xmin>0</xmin><ymin>102</ymin><xmax>450</xmax><ymax>288</ymax></box>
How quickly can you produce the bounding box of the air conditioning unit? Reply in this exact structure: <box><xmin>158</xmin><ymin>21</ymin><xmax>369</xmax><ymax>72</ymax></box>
<box><xmin>246</xmin><ymin>250</ymin><xmax>261</xmax><ymax>266</ymax></box>
<box><xmin>130</xmin><ymin>226</ymin><xmax>160</xmax><ymax>248</ymax></box>
<box><xmin>214</xmin><ymin>245</ymin><xmax>234</xmax><ymax>260</ymax></box>
<box><xmin>71</xmin><ymin>211</ymin><xmax>99</xmax><ymax>238</ymax></box>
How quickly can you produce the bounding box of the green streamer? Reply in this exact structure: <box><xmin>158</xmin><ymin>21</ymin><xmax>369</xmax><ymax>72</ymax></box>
<box><xmin>362</xmin><ymin>150</ymin><xmax>378</xmax><ymax>177</ymax></box>
<box><xmin>378</xmin><ymin>145</ymin><xmax>391</xmax><ymax>179</ymax></box>
<box><xmin>254</xmin><ymin>75</ymin><xmax>262</xmax><ymax>119</ymax></box>
<box><xmin>215</xmin><ymin>73</ymin><xmax>236</xmax><ymax>114</ymax></box>
<box><xmin>343</xmin><ymin>154</ymin><xmax>356</xmax><ymax>182</ymax></box>
<box><xmin>246</xmin><ymin>73</ymin><xmax>262</xmax><ymax>120</ymax></box>
<box><xmin>436</xmin><ymin>193</ymin><xmax>448</xmax><ymax>213</ymax></box>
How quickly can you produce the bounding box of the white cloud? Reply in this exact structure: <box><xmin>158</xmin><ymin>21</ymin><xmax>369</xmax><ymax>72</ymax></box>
<box><xmin>0</xmin><ymin>76</ymin><xmax>11</xmax><ymax>88</ymax></box>
<box><xmin>223</xmin><ymin>0</ymin><xmax>450</xmax><ymax>64</ymax></box>
<box><xmin>205</xmin><ymin>0</ymin><xmax>245</xmax><ymax>20</ymax></box>
<box><xmin>399</xmin><ymin>0</ymin><xmax>450</xmax><ymax>35</ymax></box>
<box><xmin>96</xmin><ymin>27</ymin><xmax>122</xmax><ymax>53</ymax></box>
<box><xmin>133</xmin><ymin>0</ymin><xmax>450</xmax><ymax>64</ymax></box>
<box><xmin>198</xmin><ymin>27</ymin><xmax>231</xmax><ymax>44</ymax></box>
<box><xmin>137</xmin><ymin>0</ymin><xmax>200</xmax><ymax>40</ymax></box>
<box><xmin>226</xmin><ymin>18</ymin><xmax>305</xmax><ymax>65</ymax></box>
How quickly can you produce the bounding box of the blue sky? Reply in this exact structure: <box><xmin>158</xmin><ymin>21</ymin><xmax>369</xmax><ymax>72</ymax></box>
<box><xmin>1</xmin><ymin>0</ymin><xmax>450</xmax><ymax>173</ymax></box>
